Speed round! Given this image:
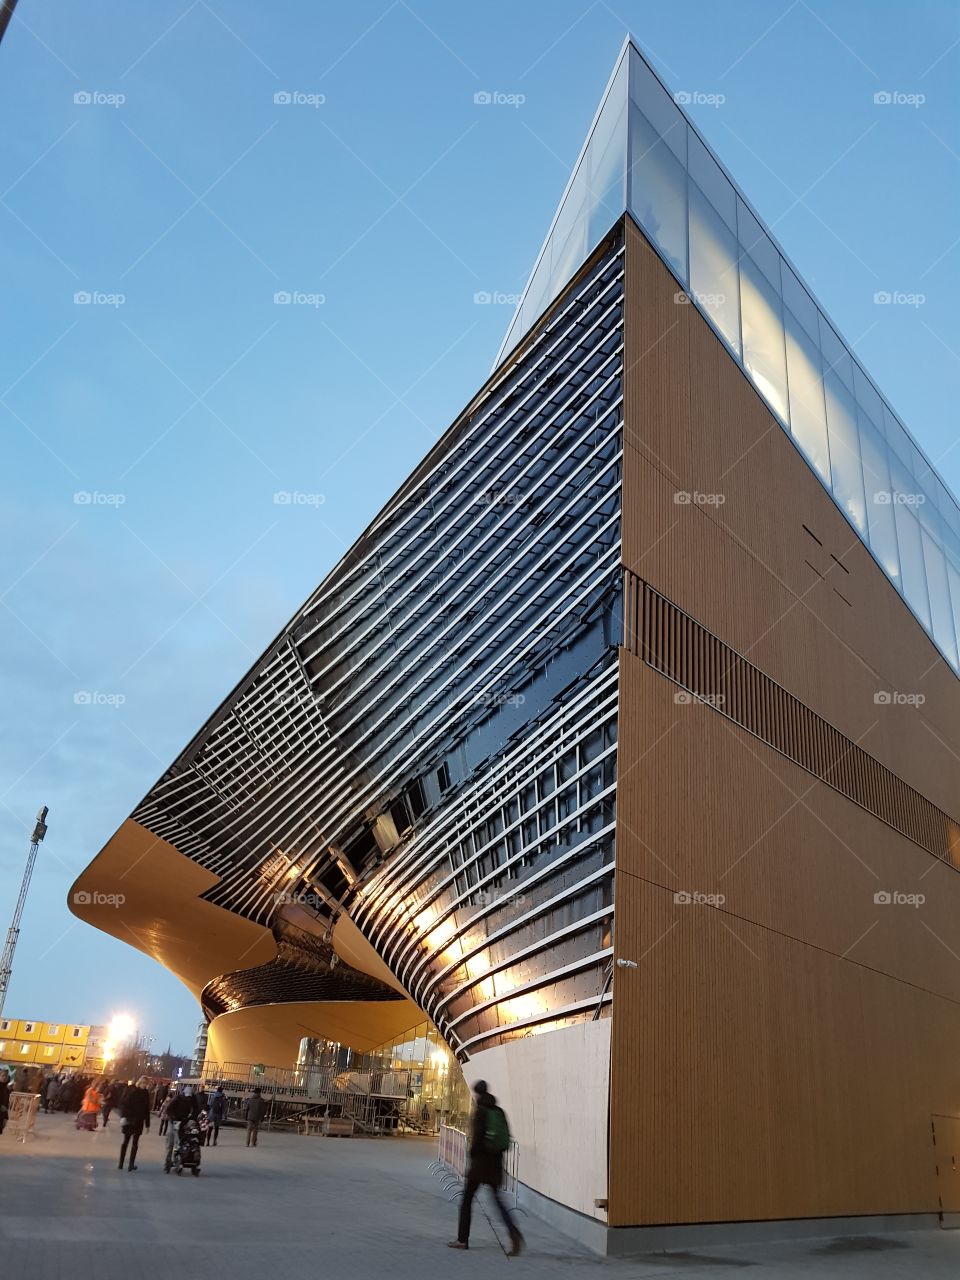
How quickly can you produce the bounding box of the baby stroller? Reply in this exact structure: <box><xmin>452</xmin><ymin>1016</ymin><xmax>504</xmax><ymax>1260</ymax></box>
<box><xmin>170</xmin><ymin>1118</ymin><xmax>202</xmax><ymax>1176</ymax></box>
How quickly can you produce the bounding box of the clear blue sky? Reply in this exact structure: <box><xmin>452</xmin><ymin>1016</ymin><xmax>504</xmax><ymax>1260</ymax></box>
<box><xmin>1</xmin><ymin>1</ymin><xmax>957</xmax><ymax>1054</ymax></box>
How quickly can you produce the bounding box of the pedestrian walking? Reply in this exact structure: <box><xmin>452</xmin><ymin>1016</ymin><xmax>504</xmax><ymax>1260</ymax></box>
<box><xmin>118</xmin><ymin>1076</ymin><xmax>151</xmax><ymax>1171</ymax></box>
<box><xmin>163</xmin><ymin>1087</ymin><xmax>199</xmax><ymax>1172</ymax></box>
<box><xmin>76</xmin><ymin>1078</ymin><xmax>104</xmax><ymax>1132</ymax></box>
<box><xmin>158</xmin><ymin>1092</ymin><xmax>173</xmax><ymax>1137</ymax></box>
<box><xmin>46</xmin><ymin>1074</ymin><xmax>62</xmax><ymax>1112</ymax></box>
<box><xmin>244</xmin><ymin>1087</ymin><xmax>266</xmax><ymax>1146</ymax></box>
<box><xmin>101</xmin><ymin>1079</ymin><xmax>119</xmax><ymax>1127</ymax></box>
<box><xmin>447</xmin><ymin>1080</ymin><xmax>523</xmax><ymax>1255</ymax></box>
<box><xmin>0</xmin><ymin>1069</ymin><xmax>9</xmax><ymax>1136</ymax></box>
<box><xmin>205</xmin><ymin>1083</ymin><xmax>226</xmax><ymax>1146</ymax></box>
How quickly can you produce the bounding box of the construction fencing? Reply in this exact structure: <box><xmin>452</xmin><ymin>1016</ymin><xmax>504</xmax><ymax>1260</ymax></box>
<box><xmin>430</xmin><ymin>1122</ymin><xmax>522</xmax><ymax>1210</ymax></box>
<box><xmin>7</xmin><ymin>1092</ymin><xmax>40</xmax><ymax>1143</ymax></box>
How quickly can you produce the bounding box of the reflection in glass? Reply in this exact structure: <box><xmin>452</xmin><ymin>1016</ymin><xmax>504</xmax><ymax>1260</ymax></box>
<box><xmin>819</xmin><ymin>314</ymin><xmax>854</xmax><ymax>390</ymax></box>
<box><xmin>858</xmin><ymin>412</ymin><xmax>901</xmax><ymax>586</ymax></box>
<box><xmin>781</xmin><ymin>263</ymin><xmax>819</xmax><ymax>344</ymax></box>
<box><xmin>688</xmin><ymin>180</ymin><xmax>740</xmax><ymax>355</ymax></box>
<box><xmin>784</xmin><ymin>308</ymin><xmax>830</xmax><ymax>483</ymax></box>
<box><xmin>628</xmin><ymin>105</ymin><xmax>687</xmax><ymax>281</ymax></box>
<box><xmin>740</xmin><ymin>251</ymin><xmax>788</xmax><ymax>422</ymax></box>
<box><xmin>892</xmin><ymin>495</ymin><xmax>932</xmax><ymax>632</ymax></box>
<box><xmin>947</xmin><ymin>562</ymin><xmax>960</xmax><ymax>671</ymax></box>
<box><xmin>921</xmin><ymin>528</ymin><xmax>959</xmax><ymax>667</ymax></box>
<box><xmin>687</xmin><ymin>130</ymin><xmax>736</xmax><ymax>229</ymax></box>
<box><xmin>823</xmin><ymin>371</ymin><xmax>866</xmax><ymax>534</ymax></box>
<box><xmin>628</xmin><ymin>44</ymin><xmax>686</xmax><ymax>161</ymax></box>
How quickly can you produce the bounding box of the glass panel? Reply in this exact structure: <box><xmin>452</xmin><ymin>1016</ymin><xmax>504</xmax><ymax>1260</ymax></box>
<box><xmin>739</xmin><ymin>250</ymin><xmax>788</xmax><ymax>422</ymax></box>
<box><xmin>890</xmin><ymin>466</ymin><xmax>931</xmax><ymax>631</ymax></box>
<box><xmin>688</xmin><ymin>179</ymin><xmax>741</xmax><ymax>356</ymax></box>
<box><xmin>858</xmin><ymin>411</ymin><xmax>901</xmax><ymax>586</ymax></box>
<box><xmin>853</xmin><ymin>363</ymin><xmax>884</xmax><ymax>427</ymax></box>
<box><xmin>921</xmin><ymin>527</ymin><xmax>959</xmax><ymax>667</ymax></box>
<box><xmin>628</xmin><ymin>45</ymin><xmax>686</xmax><ymax>161</ymax></box>
<box><xmin>947</xmin><ymin>562</ymin><xmax>960</xmax><ymax>671</ymax></box>
<box><xmin>823</xmin><ymin>371</ymin><xmax>867</xmax><ymax>534</ymax></box>
<box><xmin>882</xmin><ymin>404</ymin><xmax>916</xmax><ymax>476</ymax></box>
<box><xmin>587</xmin><ymin>91</ymin><xmax>627</xmax><ymax>248</ymax></box>
<box><xmin>818</xmin><ymin>313</ymin><xmax>854</xmax><ymax>390</ymax></box>
<box><xmin>781</xmin><ymin>262</ymin><xmax>819</xmax><ymax>345</ymax></box>
<box><xmin>737</xmin><ymin>198</ymin><xmax>781</xmax><ymax>293</ymax></box>
<box><xmin>687</xmin><ymin>130</ymin><xmax>736</xmax><ymax>229</ymax></box>
<box><xmin>784</xmin><ymin>308</ymin><xmax>830</xmax><ymax>483</ymax></box>
<box><xmin>628</xmin><ymin>104</ymin><xmax>688</xmax><ymax>281</ymax></box>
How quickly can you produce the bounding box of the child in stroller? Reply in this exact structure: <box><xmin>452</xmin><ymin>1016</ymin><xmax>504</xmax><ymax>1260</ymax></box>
<box><xmin>169</xmin><ymin>1117</ymin><xmax>202</xmax><ymax>1176</ymax></box>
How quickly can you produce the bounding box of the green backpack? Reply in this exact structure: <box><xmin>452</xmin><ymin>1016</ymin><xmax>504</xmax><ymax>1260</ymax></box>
<box><xmin>484</xmin><ymin>1105</ymin><xmax>511</xmax><ymax>1154</ymax></box>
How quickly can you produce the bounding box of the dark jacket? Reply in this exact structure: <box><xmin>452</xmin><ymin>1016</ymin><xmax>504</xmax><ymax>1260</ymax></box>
<box><xmin>0</xmin><ymin>1079</ymin><xmax>9</xmax><ymax>1112</ymax></box>
<box><xmin>468</xmin><ymin>1092</ymin><xmax>506</xmax><ymax>1187</ymax></box>
<box><xmin>207</xmin><ymin>1089</ymin><xmax>227</xmax><ymax>1122</ymax></box>
<box><xmin>168</xmin><ymin>1093</ymin><xmax>199</xmax><ymax>1124</ymax></box>
<box><xmin>245</xmin><ymin>1092</ymin><xmax>266</xmax><ymax>1124</ymax></box>
<box><xmin>120</xmin><ymin>1086</ymin><xmax>151</xmax><ymax>1135</ymax></box>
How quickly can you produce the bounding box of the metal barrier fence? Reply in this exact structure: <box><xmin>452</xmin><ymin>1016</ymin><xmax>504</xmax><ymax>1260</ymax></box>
<box><xmin>429</xmin><ymin>1123</ymin><xmax>522</xmax><ymax>1211</ymax></box>
<box><xmin>7</xmin><ymin>1092</ymin><xmax>40</xmax><ymax>1143</ymax></box>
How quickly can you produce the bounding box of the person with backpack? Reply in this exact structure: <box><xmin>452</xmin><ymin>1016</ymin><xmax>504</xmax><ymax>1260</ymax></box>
<box><xmin>448</xmin><ymin>1080</ymin><xmax>524</xmax><ymax>1255</ymax></box>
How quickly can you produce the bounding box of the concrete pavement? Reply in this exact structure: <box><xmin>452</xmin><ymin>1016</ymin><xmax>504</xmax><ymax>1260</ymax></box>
<box><xmin>0</xmin><ymin>1110</ymin><xmax>957</xmax><ymax>1278</ymax></box>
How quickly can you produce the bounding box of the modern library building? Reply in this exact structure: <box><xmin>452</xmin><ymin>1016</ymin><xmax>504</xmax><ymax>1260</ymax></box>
<box><xmin>73</xmin><ymin>39</ymin><xmax>960</xmax><ymax>1250</ymax></box>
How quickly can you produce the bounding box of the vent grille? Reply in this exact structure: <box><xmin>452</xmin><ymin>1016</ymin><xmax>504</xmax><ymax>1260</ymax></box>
<box><xmin>623</xmin><ymin>570</ymin><xmax>960</xmax><ymax>865</ymax></box>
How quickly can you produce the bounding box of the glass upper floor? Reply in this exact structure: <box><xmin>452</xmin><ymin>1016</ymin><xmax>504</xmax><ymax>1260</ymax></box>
<box><xmin>496</xmin><ymin>39</ymin><xmax>960</xmax><ymax>676</ymax></box>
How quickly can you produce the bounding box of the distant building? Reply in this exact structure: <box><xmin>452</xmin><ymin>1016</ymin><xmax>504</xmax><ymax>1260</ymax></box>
<box><xmin>192</xmin><ymin>1020</ymin><xmax>208</xmax><ymax>1076</ymax></box>
<box><xmin>0</xmin><ymin>1018</ymin><xmax>107</xmax><ymax>1071</ymax></box>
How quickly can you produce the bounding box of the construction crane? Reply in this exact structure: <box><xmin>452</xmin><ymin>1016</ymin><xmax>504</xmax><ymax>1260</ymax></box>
<box><xmin>0</xmin><ymin>805</ymin><xmax>48</xmax><ymax>1023</ymax></box>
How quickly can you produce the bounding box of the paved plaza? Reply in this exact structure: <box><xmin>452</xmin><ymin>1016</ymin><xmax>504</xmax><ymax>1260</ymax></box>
<box><xmin>0</xmin><ymin>1111</ymin><xmax>958</xmax><ymax>1278</ymax></box>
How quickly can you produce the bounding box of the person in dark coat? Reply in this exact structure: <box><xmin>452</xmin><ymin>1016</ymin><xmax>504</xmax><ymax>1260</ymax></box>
<box><xmin>0</xmin><ymin>1070</ymin><xmax>9</xmax><ymax>1135</ymax></box>
<box><xmin>118</xmin><ymin>1077</ymin><xmax>151</xmax><ymax>1171</ymax></box>
<box><xmin>164</xmin><ymin>1087</ymin><xmax>200</xmax><ymax>1171</ymax></box>
<box><xmin>448</xmin><ymin>1081</ymin><xmax>523</xmax><ymax>1254</ymax></box>
<box><xmin>205</xmin><ymin>1084</ymin><xmax>227</xmax><ymax>1146</ymax></box>
<box><xmin>244</xmin><ymin>1087</ymin><xmax>266</xmax><ymax>1147</ymax></box>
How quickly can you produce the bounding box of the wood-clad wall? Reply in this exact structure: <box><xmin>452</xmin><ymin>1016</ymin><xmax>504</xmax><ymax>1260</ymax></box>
<box><xmin>609</xmin><ymin>218</ymin><xmax>960</xmax><ymax>1227</ymax></box>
